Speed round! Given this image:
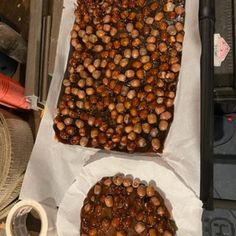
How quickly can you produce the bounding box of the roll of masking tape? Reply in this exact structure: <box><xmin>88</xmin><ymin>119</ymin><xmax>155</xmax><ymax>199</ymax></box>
<box><xmin>5</xmin><ymin>200</ymin><xmax>49</xmax><ymax>236</ymax></box>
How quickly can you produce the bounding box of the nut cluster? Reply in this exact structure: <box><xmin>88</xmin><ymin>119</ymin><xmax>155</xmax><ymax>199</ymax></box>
<box><xmin>54</xmin><ymin>0</ymin><xmax>185</xmax><ymax>153</ymax></box>
<box><xmin>80</xmin><ymin>175</ymin><xmax>177</xmax><ymax>236</ymax></box>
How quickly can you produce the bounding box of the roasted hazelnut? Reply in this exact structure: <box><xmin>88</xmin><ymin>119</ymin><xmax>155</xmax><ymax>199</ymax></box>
<box><xmin>125</xmin><ymin>70</ymin><xmax>135</xmax><ymax>78</ymax></box>
<box><xmin>142</xmin><ymin>123</ymin><xmax>151</xmax><ymax>134</ymax></box>
<box><xmin>102</xmin><ymin>218</ymin><xmax>111</xmax><ymax>231</ymax></box>
<box><xmin>150</xmin><ymin>128</ymin><xmax>159</xmax><ymax>138</ymax></box>
<box><xmin>83</xmin><ymin>203</ymin><xmax>92</xmax><ymax>213</ymax></box>
<box><xmin>160</xmin><ymin>111</ymin><xmax>172</xmax><ymax>120</ymax></box>
<box><xmin>116</xmin><ymin>231</ymin><xmax>126</xmax><ymax>236</ymax></box>
<box><xmin>127</xmin><ymin>142</ymin><xmax>136</xmax><ymax>152</ymax></box>
<box><xmin>110</xmin><ymin>27</ymin><xmax>118</xmax><ymax>36</ymax></box>
<box><xmin>123</xmin><ymin>177</ymin><xmax>132</xmax><ymax>187</ymax></box>
<box><xmin>98</xmin><ymin>133</ymin><xmax>107</xmax><ymax>144</ymax></box>
<box><xmin>150</xmin><ymin>196</ymin><xmax>161</xmax><ymax>206</ymax></box>
<box><xmin>171</xmin><ymin>63</ymin><xmax>181</xmax><ymax>73</ymax></box>
<box><xmin>164</xmin><ymin>2</ymin><xmax>175</xmax><ymax>12</ymax></box>
<box><xmin>120</xmin><ymin>58</ymin><xmax>129</xmax><ymax>67</ymax></box>
<box><xmin>146</xmin><ymin>185</ymin><xmax>155</xmax><ymax>197</ymax></box>
<box><xmin>120</xmin><ymin>136</ymin><xmax>128</xmax><ymax>146</ymax></box>
<box><xmin>147</xmin><ymin>114</ymin><xmax>157</xmax><ymax>124</ymax></box>
<box><xmin>175</xmin><ymin>5</ymin><xmax>185</xmax><ymax>15</ymax></box>
<box><xmin>116</xmin><ymin>103</ymin><xmax>125</xmax><ymax>113</ymax></box>
<box><xmin>89</xmin><ymin>228</ymin><xmax>97</xmax><ymax>236</ymax></box>
<box><xmin>128</xmin><ymin>131</ymin><xmax>136</xmax><ymax>141</ymax></box>
<box><xmin>75</xmin><ymin>119</ymin><xmax>84</xmax><ymax>128</ymax></box>
<box><xmin>104</xmin><ymin>178</ymin><xmax>112</xmax><ymax>186</ymax></box>
<box><xmin>132</xmin><ymin>178</ymin><xmax>141</xmax><ymax>188</ymax></box>
<box><xmin>126</xmin><ymin>186</ymin><xmax>133</xmax><ymax>193</ymax></box>
<box><xmin>155</xmin><ymin>12</ymin><xmax>164</xmax><ymax>21</ymax></box>
<box><xmin>136</xmin><ymin>70</ymin><xmax>144</xmax><ymax>79</ymax></box>
<box><xmin>113</xmin><ymin>175</ymin><xmax>123</xmax><ymax>186</ymax></box>
<box><xmin>157</xmin><ymin>206</ymin><xmax>166</xmax><ymax>216</ymax></box>
<box><xmin>126</xmin><ymin>23</ymin><xmax>134</xmax><ymax>32</ymax></box>
<box><xmin>74</xmin><ymin>100</ymin><xmax>83</xmax><ymax>109</ymax></box>
<box><xmin>159</xmin><ymin>120</ymin><xmax>169</xmax><ymax>131</ymax></box>
<box><xmin>167</xmin><ymin>25</ymin><xmax>177</xmax><ymax>36</ymax></box>
<box><xmin>111</xmin><ymin>217</ymin><xmax>120</xmax><ymax>228</ymax></box>
<box><xmin>57</xmin><ymin>122</ymin><xmax>65</xmax><ymax>131</ymax></box>
<box><xmin>137</xmin><ymin>185</ymin><xmax>146</xmax><ymax>197</ymax></box>
<box><xmin>130</xmin><ymin>79</ymin><xmax>141</xmax><ymax>88</ymax></box>
<box><xmin>64</xmin><ymin>117</ymin><xmax>73</xmax><ymax>125</ymax></box>
<box><xmin>151</xmin><ymin>138</ymin><xmax>161</xmax><ymax>151</ymax></box>
<box><xmin>137</xmin><ymin>137</ymin><xmax>147</xmax><ymax>148</ymax></box>
<box><xmin>94</xmin><ymin>184</ymin><xmax>102</xmax><ymax>195</ymax></box>
<box><xmin>159</xmin><ymin>42</ymin><xmax>168</xmax><ymax>52</ymax></box>
<box><xmin>105</xmin><ymin>195</ymin><xmax>114</xmax><ymax>207</ymax></box>
<box><xmin>149</xmin><ymin>228</ymin><xmax>158</xmax><ymax>236</ymax></box>
<box><xmin>80</xmin><ymin>137</ymin><xmax>88</xmax><ymax>146</ymax></box>
<box><xmin>134</xmin><ymin>222</ymin><xmax>145</xmax><ymax>234</ymax></box>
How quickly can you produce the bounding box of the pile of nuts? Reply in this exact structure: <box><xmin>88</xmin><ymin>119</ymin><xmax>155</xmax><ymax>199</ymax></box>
<box><xmin>80</xmin><ymin>175</ymin><xmax>177</xmax><ymax>236</ymax></box>
<box><xmin>54</xmin><ymin>0</ymin><xmax>185</xmax><ymax>153</ymax></box>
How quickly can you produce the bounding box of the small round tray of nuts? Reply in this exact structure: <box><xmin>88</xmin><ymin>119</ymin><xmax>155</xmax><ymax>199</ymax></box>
<box><xmin>56</xmin><ymin>157</ymin><xmax>202</xmax><ymax>236</ymax></box>
<box><xmin>53</xmin><ymin>0</ymin><xmax>185</xmax><ymax>154</ymax></box>
<box><xmin>80</xmin><ymin>175</ymin><xmax>177</xmax><ymax>236</ymax></box>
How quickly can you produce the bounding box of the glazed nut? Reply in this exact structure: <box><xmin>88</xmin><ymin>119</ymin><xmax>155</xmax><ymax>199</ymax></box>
<box><xmin>83</xmin><ymin>203</ymin><xmax>92</xmax><ymax>213</ymax></box>
<box><xmin>142</xmin><ymin>123</ymin><xmax>151</xmax><ymax>134</ymax></box>
<box><xmin>104</xmin><ymin>178</ymin><xmax>112</xmax><ymax>186</ymax></box>
<box><xmin>137</xmin><ymin>185</ymin><xmax>146</xmax><ymax>197</ymax></box>
<box><xmin>126</xmin><ymin>22</ymin><xmax>134</xmax><ymax>32</ymax></box>
<box><xmin>75</xmin><ymin>119</ymin><xmax>84</xmax><ymax>128</ymax></box>
<box><xmin>123</xmin><ymin>177</ymin><xmax>132</xmax><ymax>187</ymax></box>
<box><xmin>57</xmin><ymin>122</ymin><xmax>65</xmax><ymax>131</ymax></box>
<box><xmin>145</xmin><ymin>17</ymin><xmax>154</xmax><ymax>25</ymax></box>
<box><xmin>89</xmin><ymin>228</ymin><xmax>97</xmax><ymax>236</ymax></box>
<box><xmin>137</xmin><ymin>137</ymin><xmax>147</xmax><ymax>148</ymax></box>
<box><xmin>147</xmin><ymin>114</ymin><xmax>157</xmax><ymax>124</ymax></box>
<box><xmin>163</xmin><ymin>230</ymin><xmax>173</xmax><ymax>236</ymax></box>
<box><xmin>151</xmin><ymin>138</ymin><xmax>161</xmax><ymax>151</ymax></box>
<box><xmin>79</xmin><ymin>136</ymin><xmax>88</xmax><ymax>146</ymax></box>
<box><xmin>160</xmin><ymin>111</ymin><xmax>172</xmax><ymax>120</ymax></box>
<box><xmin>149</xmin><ymin>228</ymin><xmax>158</xmax><ymax>236</ymax></box>
<box><xmin>164</xmin><ymin>2</ymin><xmax>175</xmax><ymax>12</ymax></box>
<box><xmin>150</xmin><ymin>196</ymin><xmax>161</xmax><ymax>207</ymax></box>
<box><xmin>134</xmin><ymin>222</ymin><xmax>146</xmax><ymax>234</ymax></box>
<box><xmin>101</xmin><ymin>218</ymin><xmax>111</xmax><ymax>232</ymax></box>
<box><xmin>150</xmin><ymin>128</ymin><xmax>159</xmax><ymax>138</ymax></box>
<box><xmin>126</xmin><ymin>186</ymin><xmax>133</xmax><ymax>193</ymax></box>
<box><xmin>130</xmin><ymin>79</ymin><xmax>141</xmax><ymax>88</ymax></box>
<box><xmin>175</xmin><ymin>5</ymin><xmax>185</xmax><ymax>15</ymax></box>
<box><xmin>113</xmin><ymin>175</ymin><xmax>123</xmax><ymax>186</ymax></box>
<box><xmin>93</xmin><ymin>184</ymin><xmax>101</xmax><ymax>195</ymax></box>
<box><xmin>159</xmin><ymin>120</ymin><xmax>169</xmax><ymax>131</ymax></box>
<box><xmin>167</xmin><ymin>25</ymin><xmax>177</xmax><ymax>35</ymax></box>
<box><xmin>105</xmin><ymin>195</ymin><xmax>114</xmax><ymax>207</ymax></box>
<box><xmin>157</xmin><ymin>206</ymin><xmax>165</xmax><ymax>216</ymax></box>
<box><xmin>171</xmin><ymin>63</ymin><xmax>181</xmax><ymax>73</ymax></box>
<box><xmin>155</xmin><ymin>12</ymin><xmax>164</xmax><ymax>21</ymax></box>
<box><xmin>116</xmin><ymin>231</ymin><xmax>126</xmax><ymax>236</ymax></box>
<box><xmin>128</xmin><ymin>131</ymin><xmax>136</xmax><ymax>141</ymax></box>
<box><xmin>132</xmin><ymin>178</ymin><xmax>141</xmax><ymax>188</ymax></box>
<box><xmin>146</xmin><ymin>185</ymin><xmax>155</xmax><ymax>197</ymax></box>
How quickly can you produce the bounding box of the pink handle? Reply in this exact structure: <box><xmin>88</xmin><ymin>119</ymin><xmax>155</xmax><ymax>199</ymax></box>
<box><xmin>0</xmin><ymin>73</ymin><xmax>30</xmax><ymax>109</ymax></box>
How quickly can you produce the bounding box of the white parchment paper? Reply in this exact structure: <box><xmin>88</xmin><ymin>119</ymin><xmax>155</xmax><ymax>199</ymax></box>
<box><xmin>20</xmin><ymin>0</ymin><xmax>201</xmax><ymax>228</ymax></box>
<box><xmin>57</xmin><ymin>157</ymin><xmax>202</xmax><ymax>236</ymax></box>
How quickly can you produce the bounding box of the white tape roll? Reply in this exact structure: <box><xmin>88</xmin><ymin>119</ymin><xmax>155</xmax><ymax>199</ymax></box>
<box><xmin>5</xmin><ymin>200</ymin><xmax>48</xmax><ymax>236</ymax></box>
